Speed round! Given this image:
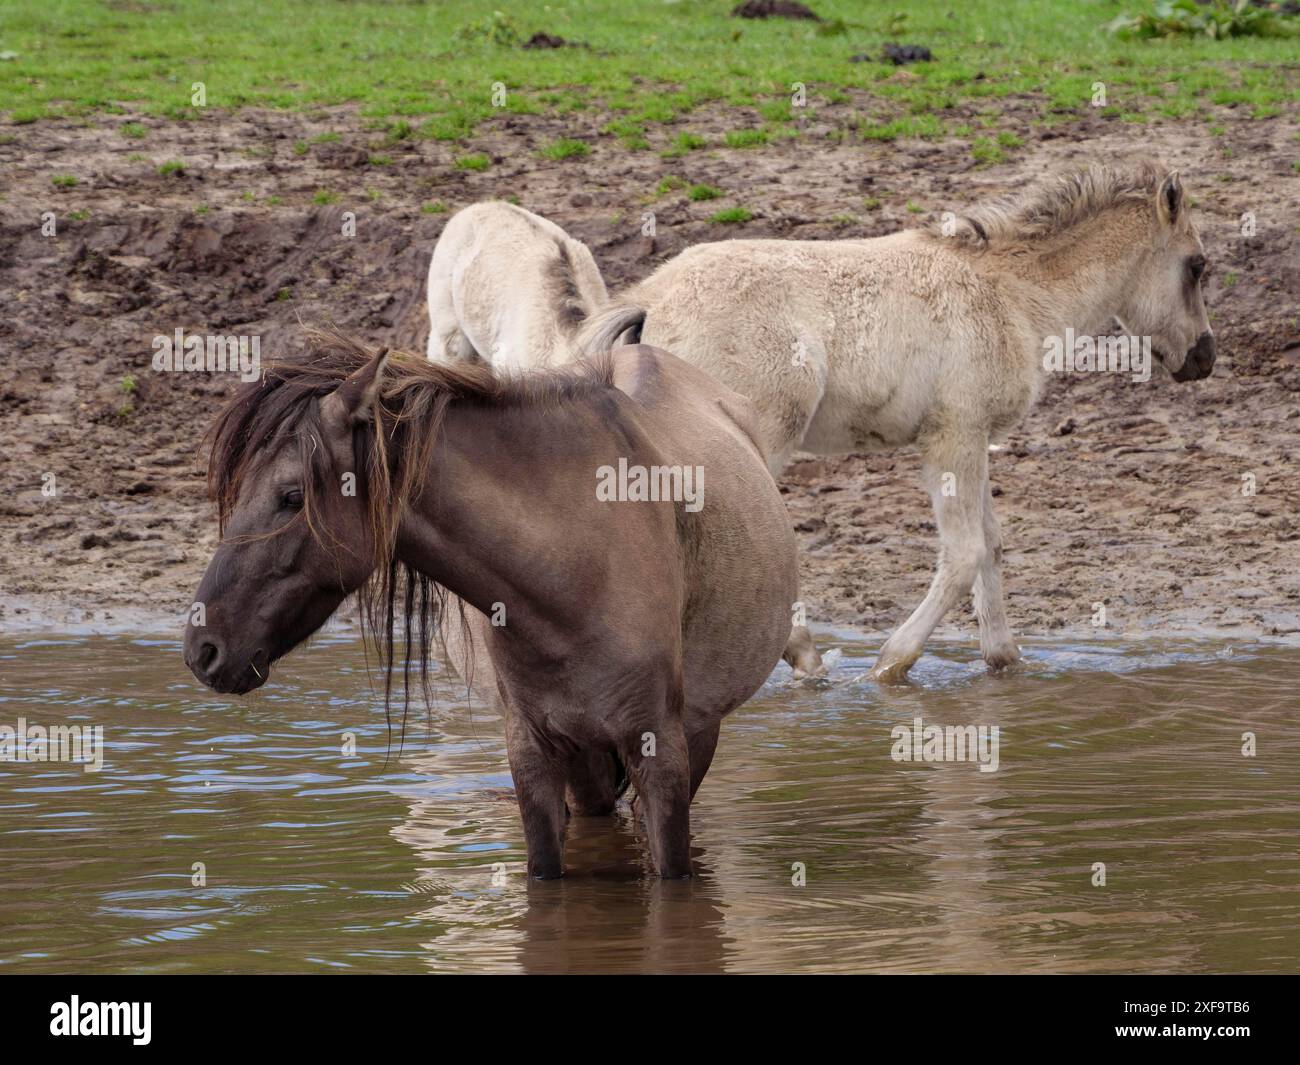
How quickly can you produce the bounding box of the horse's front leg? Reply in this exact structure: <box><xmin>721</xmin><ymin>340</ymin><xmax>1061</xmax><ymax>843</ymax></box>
<box><xmin>505</xmin><ymin>712</ymin><xmax>568</xmax><ymax>879</ymax></box>
<box><xmin>624</xmin><ymin>717</ymin><xmax>692</xmax><ymax>878</ymax></box>
<box><xmin>871</xmin><ymin>432</ymin><xmax>989</xmax><ymax>683</ymax></box>
<box><xmin>973</xmin><ymin>479</ymin><xmax>1021</xmax><ymax>671</ymax></box>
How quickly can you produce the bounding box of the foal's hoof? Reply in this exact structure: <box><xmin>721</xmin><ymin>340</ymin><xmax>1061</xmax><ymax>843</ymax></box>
<box><xmin>869</xmin><ymin>655</ymin><xmax>917</xmax><ymax>685</ymax></box>
<box><xmin>983</xmin><ymin>647</ymin><xmax>1022</xmax><ymax>673</ymax></box>
<box><xmin>782</xmin><ymin>627</ymin><xmax>824</xmax><ymax>679</ymax></box>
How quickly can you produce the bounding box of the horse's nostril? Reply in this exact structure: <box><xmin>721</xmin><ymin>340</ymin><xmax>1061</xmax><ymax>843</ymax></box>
<box><xmin>196</xmin><ymin>639</ymin><xmax>220</xmax><ymax>674</ymax></box>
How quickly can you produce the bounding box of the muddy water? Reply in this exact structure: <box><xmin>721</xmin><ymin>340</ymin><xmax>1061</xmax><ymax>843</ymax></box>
<box><xmin>0</xmin><ymin>631</ymin><xmax>1297</xmax><ymax>974</ymax></box>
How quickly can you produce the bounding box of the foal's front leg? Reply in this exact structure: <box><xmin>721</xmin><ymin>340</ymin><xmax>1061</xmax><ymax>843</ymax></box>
<box><xmin>871</xmin><ymin>433</ymin><xmax>989</xmax><ymax>683</ymax></box>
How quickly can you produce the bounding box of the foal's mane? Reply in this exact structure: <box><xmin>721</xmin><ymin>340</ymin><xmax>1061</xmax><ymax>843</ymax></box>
<box><xmin>206</xmin><ymin>327</ymin><xmax>615</xmax><ymax>740</ymax></box>
<box><xmin>933</xmin><ymin>157</ymin><xmax>1172</xmax><ymax>250</ymax></box>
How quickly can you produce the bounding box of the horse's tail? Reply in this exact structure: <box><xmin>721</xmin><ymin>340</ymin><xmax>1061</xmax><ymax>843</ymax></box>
<box><xmin>579</xmin><ymin>301</ymin><xmax>646</xmax><ymax>355</ymax></box>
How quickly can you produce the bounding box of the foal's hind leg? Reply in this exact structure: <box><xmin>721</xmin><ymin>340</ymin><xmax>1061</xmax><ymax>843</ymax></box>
<box><xmin>872</xmin><ymin>432</ymin><xmax>989</xmax><ymax>683</ymax></box>
<box><xmin>974</xmin><ymin>480</ymin><xmax>1020</xmax><ymax>671</ymax></box>
<box><xmin>624</xmin><ymin>722</ymin><xmax>692</xmax><ymax>878</ymax></box>
<box><xmin>504</xmin><ymin>714</ymin><xmax>568</xmax><ymax>879</ymax></box>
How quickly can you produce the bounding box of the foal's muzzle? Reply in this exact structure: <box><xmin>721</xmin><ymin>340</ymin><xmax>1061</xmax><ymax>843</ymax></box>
<box><xmin>1171</xmin><ymin>332</ymin><xmax>1216</xmax><ymax>382</ymax></box>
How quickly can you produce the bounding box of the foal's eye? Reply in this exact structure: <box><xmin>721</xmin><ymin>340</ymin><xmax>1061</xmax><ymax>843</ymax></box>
<box><xmin>281</xmin><ymin>488</ymin><xmax>304</xmax><ymax>510</ymax></box>
<box><xmin>1189</xmin><ymin>255</ymin><xmax>1207</xmax><ymax>283</ymax></box>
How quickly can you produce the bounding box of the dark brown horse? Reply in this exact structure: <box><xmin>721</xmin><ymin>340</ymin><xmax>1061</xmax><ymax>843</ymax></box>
<box><xmin>184</xmin><ymin>331</ymin><xmax>798</xmax><ymax>878</ymax></box>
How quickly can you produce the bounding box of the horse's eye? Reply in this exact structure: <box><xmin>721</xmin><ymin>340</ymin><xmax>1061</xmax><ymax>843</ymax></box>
<box><xmin>1189</xmin><ymin>255</ymin><xmax>1207</xmax><ymax>283</ymax></box>
<box><xmin>281</xmin><ymin>488</ymin><xmax>304</xmax><ymax>510</ymax></box>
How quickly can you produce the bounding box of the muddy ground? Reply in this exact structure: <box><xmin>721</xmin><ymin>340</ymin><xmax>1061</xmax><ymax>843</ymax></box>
<box><xmin>1</xmin><ymin>97</ymin><xmax>1298</xmax><ymax>648</ymax></box>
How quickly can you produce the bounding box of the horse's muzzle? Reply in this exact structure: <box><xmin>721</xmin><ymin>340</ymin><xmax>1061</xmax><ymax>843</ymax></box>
<box><xmin>1172</xmin><ymin>332</ymin><xmax>1216</xmax><ymax>382</ymax></box>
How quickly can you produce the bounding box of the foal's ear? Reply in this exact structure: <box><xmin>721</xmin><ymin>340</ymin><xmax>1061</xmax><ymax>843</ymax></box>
<box><xmin>1156</xmin><ymin>171</ymin><xmax>1183</xmax><ymax>227</ymax></box>
<box><xmin>321</xmin><ymin>348</ymin><xmax>390</xmax><ymax>432</ymax></box>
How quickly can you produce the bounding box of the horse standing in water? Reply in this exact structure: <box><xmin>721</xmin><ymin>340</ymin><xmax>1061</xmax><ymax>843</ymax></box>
<box><xmin>582</xmin><ymin>160</ymin><xmax>1216</xmax><ymax>681</ymax></box>
<box><xmin>183</xmin><ymin>332</ymin><xmax>798</xmax><ymax>879</ymax></box>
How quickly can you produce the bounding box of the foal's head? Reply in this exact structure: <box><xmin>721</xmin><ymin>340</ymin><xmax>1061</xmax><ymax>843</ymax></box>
<box><xmin>953</xmin><ymin>160</ymin><xmax>1216</xmax><ymax>382</ymax></box>
<box><xmin>1117</xmin><ymin>169</ymin><xmax>1215</xmax><ymax>381</ymax></box>
<box><xmin>184</xmin><ymin>347</ymin><xmax>393</xmax><ymax>694</ymax></box>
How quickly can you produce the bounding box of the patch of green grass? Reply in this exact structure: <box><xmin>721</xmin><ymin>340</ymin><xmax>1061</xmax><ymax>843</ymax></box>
<box><xmin>0</xmin><ymin>0</ymin><xmax>1295</xmax><ymax>136</ymax></box>
<box><xmin>906</xmin><ymin>200</ymin><xmax>924</xmax><ymax>214</ymax></box>
<box><xmin>860</xmin><ymin>115</ymin><xmax>944</xmax><ymax>141</ymax></box>
<box><xmin>454</xmin><ymin>152</ymin><xmax>490</xmax><ymax>171</ymax></box>
<box><xmin>539</xmin><ymin>137</ymin><xmax>589</xmax><ymax>160</ymax></box>
<box><xmin>67</xmin><ymin>208</ymin><xmax>90</xmax><ymax>220</ymax></box>
<box><xmin>971</xmin><ymin>136</ymin><xmax>1006</xmax><ymax>166</ymax></box>
<box><xmin>367</xmin><ymin>153</ymin><xmax>393</xmax><ymax>166</ymax></box>
<box><xmin>293</xmin><ymin>139</ymin><xmax>308</xmax><ymax>156</ymax></box>
<box><xmin>157</xmin><ymin>160</ymin><xmax>184</xmax><ymax>176</ymax></box>
<box><xmin>422</xmin><ymin>200</ymin><xmax>449</xmax><ymax>213</ymax></box>
<box><xmin>724</xmin><ymin>128</ymin><xmax>768</xmax><ymax>149</ymax></box>
<box><xmin>119</xmin><ymin>122</ymin><xmax>146</xmax><ymax>138</ymax></box>
<box><xmin>119</xmin><ymin>374</ymin><xmax>136</xmax><ymax>394</ymax></box>
<box><xmin>311</xmin><ymin>131</ymin><xmax>341</xmax><ymax>144</ymax></box>
<box><xmin>688</xmin><ymin>183</ymin><xmax>723</xmax><ymax>201</ymax></box>
<box><xmin>655</xmin><ymin>174</ymin><xmax>687</xmax><ymax>196</ymax></box>
<box><xmin>51</xmin><ymin>173</ymin><xmax>78</xmax><ymax>187</ymax></box>
<box><xmin>312</xmin><ymin>190</ymin><xmax>338</xmax><ymax>205</ymax></box>
<box><xmin>661</xmin><ymin>131</ymin><xmax>707</xmax><ymax>159</ymax></box>
<box><xmin>710</xmin><ymin>206</ymin><xmax>753</xmax><ymax>224</ymax></box>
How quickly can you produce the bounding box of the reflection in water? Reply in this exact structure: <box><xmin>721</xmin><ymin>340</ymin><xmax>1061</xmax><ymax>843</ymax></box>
<box><xmin>0</xmin><ymin>632</ymin><xmax>1297</xmax><ymax>973</ymax></box>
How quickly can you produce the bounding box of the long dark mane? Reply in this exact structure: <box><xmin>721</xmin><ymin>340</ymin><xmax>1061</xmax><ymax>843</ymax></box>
<box><xmin>204</xmin><ymin>327</ymin><xmax>614</xmax><ymax>738</ymax></box>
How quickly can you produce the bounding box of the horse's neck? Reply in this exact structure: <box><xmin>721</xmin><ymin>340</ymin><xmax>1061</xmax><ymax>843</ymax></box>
<box><xmin>1005</xmin><ymin>213</ymin><xmax>1143</xmax><ymax>343</ymax></box>
<box><xmin>392</xmin><ymin>402</ymin><xmax>595</xmax><ymax>657</ymax></box>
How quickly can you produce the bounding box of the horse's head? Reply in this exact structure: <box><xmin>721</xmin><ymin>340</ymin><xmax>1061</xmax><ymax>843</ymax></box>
<box><xmin>1118</xmin><ymin>170</ymin><xmax>1215</xmax><ymax>382</ymax></box>
<box><xmin>184</xmin><ymin>349</ymin><xmax>389</xmax><ymax>694</ymax></box>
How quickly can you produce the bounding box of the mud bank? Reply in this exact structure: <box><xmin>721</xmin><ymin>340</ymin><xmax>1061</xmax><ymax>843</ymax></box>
<box><xmin>1</xmin><ymin>102</ymin><xmax>1297</xmax><ymax>643</ymax></box>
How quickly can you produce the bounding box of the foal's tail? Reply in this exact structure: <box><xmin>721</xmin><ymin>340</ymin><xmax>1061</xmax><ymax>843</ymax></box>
<box><xmin>579</xmin><ymin>301</ymin><xmax>646</xmax><ymax>355</ymax></box>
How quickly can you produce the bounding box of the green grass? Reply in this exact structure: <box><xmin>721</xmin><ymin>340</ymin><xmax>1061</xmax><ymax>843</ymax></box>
<box><xmin>662</xmin><ymin>131</ymin><xmax>708</xmax><ymax>158</ymax></box>
<box><xmin>51</xmin><ymin>173</ymin><xmax>78</xmax><ymax>187</ymax></box>
<box><xmin>724</xmin><ymin>128</ymin><xmax>768</xmax><ymax>149</ymax></box>
<box><xmin>688</xmin><ymin>183</ymin><xmax>723</xmax><ymax>201</ymax></box>
<box><xmin>0</xmin><ymin>0</ymin><xmax>1295</xmax><ymax>143</ymax></box>
<box><xmin>157</xmin><ymin>160</ymin><xmax>185</xmax><ymax>175</ymax></box>
<box><xmin>539</xmin><ymin>137</ymin><xmax>589</xmax><ymax>160</ymax></box>
<box><xmin>454</xmin><ymin>152</ymin><xmax>490</xmax><ymax>170</ymax></box>
<box><xmin>710</xmin><ymin>206</ymin><xmax>753</xmax><ymax>224</ymax></box>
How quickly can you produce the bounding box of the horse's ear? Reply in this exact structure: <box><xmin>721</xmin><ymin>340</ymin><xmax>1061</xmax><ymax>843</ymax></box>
<box><xmin>321</xmin><ymin>347</ymin><xmax>389</xmax><ymax>432</ymax></box>
<box><xmin>1156</xmin><ymin>171</ymin><xmax>1183</xmax><ymax>227</ymax></box>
